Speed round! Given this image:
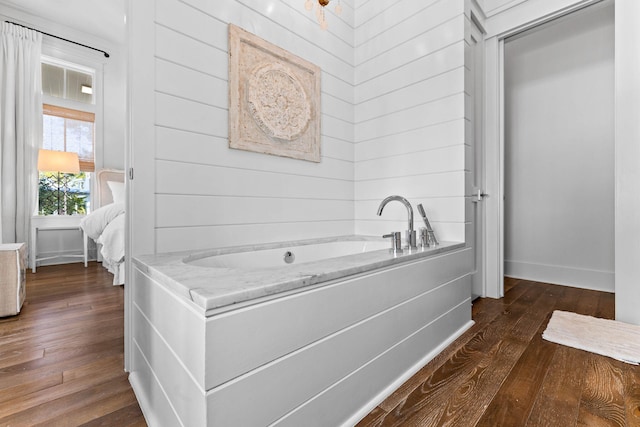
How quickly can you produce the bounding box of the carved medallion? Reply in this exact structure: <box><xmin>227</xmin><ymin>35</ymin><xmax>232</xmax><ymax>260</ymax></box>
<box><xmin>247</xmin><ymin>63</ymin><xmax>311</xmax><ymax>141</ymax></box>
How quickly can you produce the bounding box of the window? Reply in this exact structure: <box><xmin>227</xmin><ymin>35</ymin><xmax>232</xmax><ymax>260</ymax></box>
<box><xmin>38</xmin><ymin>58</ymin><xmax>97</xmax><ymax>215</ymax></box>
<box><xmin>42</xmin><ymin>61</ymin><xmax>94</xmax><ymax>104</ymax></box>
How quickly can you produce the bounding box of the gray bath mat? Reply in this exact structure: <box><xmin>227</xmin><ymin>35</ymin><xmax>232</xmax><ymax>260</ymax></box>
<box><xmin>542</xmin><ymin>310</ymin><xmax>640</xmax><ymax>365</ymax></box>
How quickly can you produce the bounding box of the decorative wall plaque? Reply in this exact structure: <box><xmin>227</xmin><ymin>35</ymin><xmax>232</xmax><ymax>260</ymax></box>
<box><xmin>228</xmin><ymin>24</ymin><xmax>321</xmax><ymax>162</ymax></box>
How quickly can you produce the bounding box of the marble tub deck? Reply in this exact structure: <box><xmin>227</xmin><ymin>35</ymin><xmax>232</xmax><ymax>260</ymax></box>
<box><xmin>133</xmin><ymin>235</ymin><xmax>464</xmax><ymax>315</ymax></box>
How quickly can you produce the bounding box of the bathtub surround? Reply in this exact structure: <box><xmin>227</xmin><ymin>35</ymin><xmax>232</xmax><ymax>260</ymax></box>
<box><xmin>128</xmin><ymin>0</ymin><xmax>476</xmax><ymax>424</ymax></box>
<box><xmin>136</xmin><ymin>236</ymin><xmax>463</xmax><ymax>311</ymax></box>
<box><xmin>132</xmin><ymin>238</ymin><xmax>471</xmax><ymax>426</ymax></box>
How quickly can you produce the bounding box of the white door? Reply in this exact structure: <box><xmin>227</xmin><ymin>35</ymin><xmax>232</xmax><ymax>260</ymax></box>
<box><xmin>468</xmin><ymin>20</ymin><xmax>487</xmax><ymax>299</ymax></box>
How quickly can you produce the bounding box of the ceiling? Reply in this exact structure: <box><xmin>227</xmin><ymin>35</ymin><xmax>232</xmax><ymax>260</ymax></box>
<box><xmin>3</xmin><ymin>0</ymin><xmax>127</xmax><ymax>45</ymax></box>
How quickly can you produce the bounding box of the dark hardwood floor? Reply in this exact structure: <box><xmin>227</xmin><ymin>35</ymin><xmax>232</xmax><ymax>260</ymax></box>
<box><xmin>0</xmin><ymin>262</ymin><xmax>146</xmax><ymax>427</ymax></box>
<box><xmin>3</xmin><ymin>265</ymin><xmax>639</xmax><ymax>426</ymax></box>
<box><xmin>357</xmin><ymin>277</ymin><xmax>640</xmax><ymax>427</ymax></box>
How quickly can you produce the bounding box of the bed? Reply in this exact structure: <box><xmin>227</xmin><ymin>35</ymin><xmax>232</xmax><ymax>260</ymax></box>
<box><xmin>80</xmin><ymin>169</ymin><xmax>125</xmax><ymax>285</ymax></box>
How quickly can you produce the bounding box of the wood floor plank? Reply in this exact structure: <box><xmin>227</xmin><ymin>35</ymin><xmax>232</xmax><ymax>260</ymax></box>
<box><xmin>358</xmin><ymin>279</ymin><xmax>640</xmax><ymax>427</ymax></box>
<box><xmin>624</xmin><ymin>363</ymin><xmax>640</xmax><ymax>426</ymax></box>
<box><xmin>525</xmin><ymin>345</ymin><xmax>586</xmax><ymax>427</ymax></box>
<box><xmin>434</xmin><ymin>285</ymin><xmax>561</xmax><ymax>426</ymax></box>
<box><xmin>474</xmin><ymin>314</ymin><xmax>558</xmax><ymax>426</ymax></box>
<box><xmin>377</xmin><ymin>292</ymin><xmax>508</xmax><ymax>413</ymax></box>
<box><xmin>0</xmin><ymin>370</ymin><xmax>62</xmax><ymax>404</ymax></box>
<box><xmin>377</xmin><ymin>321</ymin><xmax>484</xmax><ymax>413</ymax></box>
<box><xmin>0</xmin><ymin>376</ymin><xmax>134</xmax><ymax>426</ymax></box>
<box><xmin>474</xmin><ymin>284</ymin><xmax>575</xmax><ymax>425</ymax></box>
<box><xmin>33</xmin><ymin>386</ymin><xmax>139</xmax><ymax>427</ymax></box>
<box><xmin>77</xmin><ymin>403</ymin><xmax>148</xmax><ymax>427</ymax></box>
<box><xmin>378</xmin><ymin>279</ymin><xmax>552</xmax><ymax>415</ymax></box>
<box><xmin>380</xmin><ymin>339</ymin><xmax>490</xmax><ymax>425</ymax></box>
<box><xmin>0</xmin><ymin>336</ymin><xmax>123</xmax><ymax>379</ymax></box>
<box><xmin>0</xmin><ymin>350</ymin><xmax>129</xmax><ymax>420</ymax></box>
<box><xmin>577</xmin><ymin>355</ymin><xmax>626</xmax><ymax>426</ymax></box>
<box><xmin>0</xmin><ymin>263</ymin><xmax>145</xmax><ymax>426</ymax></box>
<box><xmin>411</xmin><ymin>338</ymin><xmax>528</xmax><ymax>427</ymax></box>
<box><xmin>356</xmin><ymin>406</ymin><xmax>387</xmax><ymax>427</ymax></box>
<box><xmin>372</xmin><ymin>282</ymin><xmax>552</xmax><ymax>425</ymax></box>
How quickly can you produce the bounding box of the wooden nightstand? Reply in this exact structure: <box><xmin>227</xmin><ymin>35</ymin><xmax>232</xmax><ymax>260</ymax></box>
<box><xmin>31</xmin><ymin>215</ymin><xmax>87</xmax><ymax>273</ymax></box>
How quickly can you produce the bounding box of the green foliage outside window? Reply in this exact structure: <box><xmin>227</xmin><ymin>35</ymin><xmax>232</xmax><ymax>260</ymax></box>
<box><xmin>38</xmin><ymin>172</ymin><xmax>89</xmax><ymax>215</ymax></box>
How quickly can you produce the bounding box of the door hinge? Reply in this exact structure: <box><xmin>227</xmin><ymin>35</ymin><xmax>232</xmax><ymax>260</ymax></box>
<box><xmin>128</xmin><ymin>168</ymin><xmax>134</xmax><ymax>180</ymax></box>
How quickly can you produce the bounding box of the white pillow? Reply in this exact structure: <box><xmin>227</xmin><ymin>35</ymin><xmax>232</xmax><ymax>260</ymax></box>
<box><xmin>107</xmin><ymin>181</ymin><xmax>125</xmax><ymax>204</ymax></box>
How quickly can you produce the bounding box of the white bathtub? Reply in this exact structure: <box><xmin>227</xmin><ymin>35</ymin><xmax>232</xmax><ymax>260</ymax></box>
<box><xmin>130</xmin><ymin>237</ymin><xmax>473</xmax><ymax>427</ymax></box>
<box><xmin>187</xmin><ymin>240</ymin><xmax>391</xmax><ymax>269</ymax></box>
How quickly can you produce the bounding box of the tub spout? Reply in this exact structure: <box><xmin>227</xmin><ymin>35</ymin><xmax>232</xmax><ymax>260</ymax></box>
<box><xmin>377</xmin><ymin>195</ymin><xmax>417</xmax><ymax>250</ymax></box>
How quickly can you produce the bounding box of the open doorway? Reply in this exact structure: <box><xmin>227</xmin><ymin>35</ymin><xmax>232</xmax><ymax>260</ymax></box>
<box><xmin>503</xmin><ymin>3</ymin><xmax>615</xmax><ymax>292</ymax></box>
<box><xmin>482</xmin><ymin>0</ymin><xmax>616</xmax><ymax>299</ymax></box>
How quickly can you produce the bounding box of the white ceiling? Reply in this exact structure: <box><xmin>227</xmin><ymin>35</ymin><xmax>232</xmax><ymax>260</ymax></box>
<box><xmin>2</xmin><ymin>0</ymin><xmax>127</xmax><ymax>45</ymax></box>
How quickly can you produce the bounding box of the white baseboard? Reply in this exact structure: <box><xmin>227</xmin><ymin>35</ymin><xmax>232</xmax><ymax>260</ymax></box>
<box><xmin>505</xmin><ymin>260</ymin><xmax>614</xmax><ymax>293</ymax></box>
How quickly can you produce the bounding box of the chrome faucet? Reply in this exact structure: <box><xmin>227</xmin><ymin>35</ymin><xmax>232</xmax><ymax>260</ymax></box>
<box><xmin>377</xmin><ymin>195</ymin><xmax>417</xmax><ymax>250</ymax></box>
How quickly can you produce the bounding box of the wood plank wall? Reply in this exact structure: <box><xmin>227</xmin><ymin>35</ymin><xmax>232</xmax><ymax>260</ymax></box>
<box><xmin>133</xmin><ymin>0</ymin><xmax>471</xmax><ymax>253</ymax></box>
<box><xmin>150</xmin><ymin>0</ymin><xmax>357</xmax><ymax>252</ymax></box>
<box><xmin>353</xmin><ymin>0</ymin><xmax>467</xmax><ymax>242</ymax></box>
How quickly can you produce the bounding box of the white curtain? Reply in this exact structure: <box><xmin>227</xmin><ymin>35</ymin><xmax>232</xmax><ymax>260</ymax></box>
<box><xmin>0</xmin><ymin>22</ymin><xmax>42</xmax><ymax>244</ymax></box>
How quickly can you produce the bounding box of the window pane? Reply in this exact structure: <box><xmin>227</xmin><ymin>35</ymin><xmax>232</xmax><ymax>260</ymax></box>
<box><xmin>42</xmin><ymin>63</ymin><xmax>64</xmax><ymax>98</ymax></box>
<box><xmin>66</xmin><ymin>69</ymin><xmax>93</xmax><ymax>104</ymax></box>
<box><xmin>65</xmin><ymin>119</ymin><xmax>94</xmax><ymax>162</ymax></box>
<box><xmin>38</xmin><ymin>172</ymin><xmax>92</xmax><ymax>215</ymax></box>
<box><xmin>42</xmin><ymin>108</ymin><xmax>95</xmax><ymax>169</ymax></box>
<box><xmin>42</xmin><ymin>115</ymin><xmax>65</xmax><ymax>152</ymax></box>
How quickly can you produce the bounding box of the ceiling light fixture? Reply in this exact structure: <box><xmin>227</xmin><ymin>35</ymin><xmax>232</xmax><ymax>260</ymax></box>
<box><xmin>305</xmin><ymin>0</ymin><xmax>342</xmax><ymax>30</ymax></box>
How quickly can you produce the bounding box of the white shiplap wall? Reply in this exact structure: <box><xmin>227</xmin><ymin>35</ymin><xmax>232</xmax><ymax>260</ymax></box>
<box><xmin>353</xmin><ymin>0</ymin><xmax>468</xmax><ymax>242</ymax></box>
<box><xmin>146</xmin><ymin>0</ymin><xmax>356</xmax><ymax>252</ymax></box>
<box><xmin>479</xmin><ymin>0</ymin><xmax>528</xmax><ymax>17</ymax></box>
<box><xmin>130</xmin><ymin>0</ymin><xmax>470</xmax><ymax>255</ymax></box>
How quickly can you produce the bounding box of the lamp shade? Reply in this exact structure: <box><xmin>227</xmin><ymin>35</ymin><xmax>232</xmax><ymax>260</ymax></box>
<box><xmin>37</xmin><ymin>149</ymin><xmax>80</xmax><ymax>173</ymax></box>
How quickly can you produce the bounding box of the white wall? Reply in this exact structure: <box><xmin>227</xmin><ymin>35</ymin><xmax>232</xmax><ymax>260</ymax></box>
<box><xmin>353</xmin><ymin>0</ymin><xmax>468</xmax><ymax>243</ymax></box>
<box><xmin>615</xmin><ymin>0</ymin><xmax>640</xmax><ymax>325</ymax></box>
<box><xmin>479</xmin><ymin>0</ymin><xmax>528</xmax><ymax>17</ymax></box>
<box><xmin>503</xmin><ymin>3</ymin><xmax>614</xmax><ymax>291</ymax></box>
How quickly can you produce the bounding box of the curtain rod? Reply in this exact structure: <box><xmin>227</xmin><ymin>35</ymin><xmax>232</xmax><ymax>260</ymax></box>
<box><xmin>4</xmin><ymin>21</ymin><xmax>110</xmax><ymax>58</ymax></box>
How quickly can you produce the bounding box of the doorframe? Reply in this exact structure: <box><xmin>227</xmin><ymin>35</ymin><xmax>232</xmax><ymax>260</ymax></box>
<box><xmin>468</xmin><ymin>9</ymin><xmax>488</xmax><ymax>299</ymax></box>
<box><xmin>483</xmin><ymin>0</ymin><xmax>606</xmax><ymax>299</ymax></box>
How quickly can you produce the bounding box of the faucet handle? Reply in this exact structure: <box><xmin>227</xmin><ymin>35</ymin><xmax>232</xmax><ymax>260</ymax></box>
<box><xmin>419</xmin><ymin>227</ymin><xmax>429</xmax><ymax>249</ymax></box>
<box><xmin>382</xmin><ymin>232</ymin><xmax>403</xmax><ymax>255</ymax></box>
<box><xmin>406</xmin><ymin>229</ymin><xmax>417</xmax><ymax>250</ymax></box>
